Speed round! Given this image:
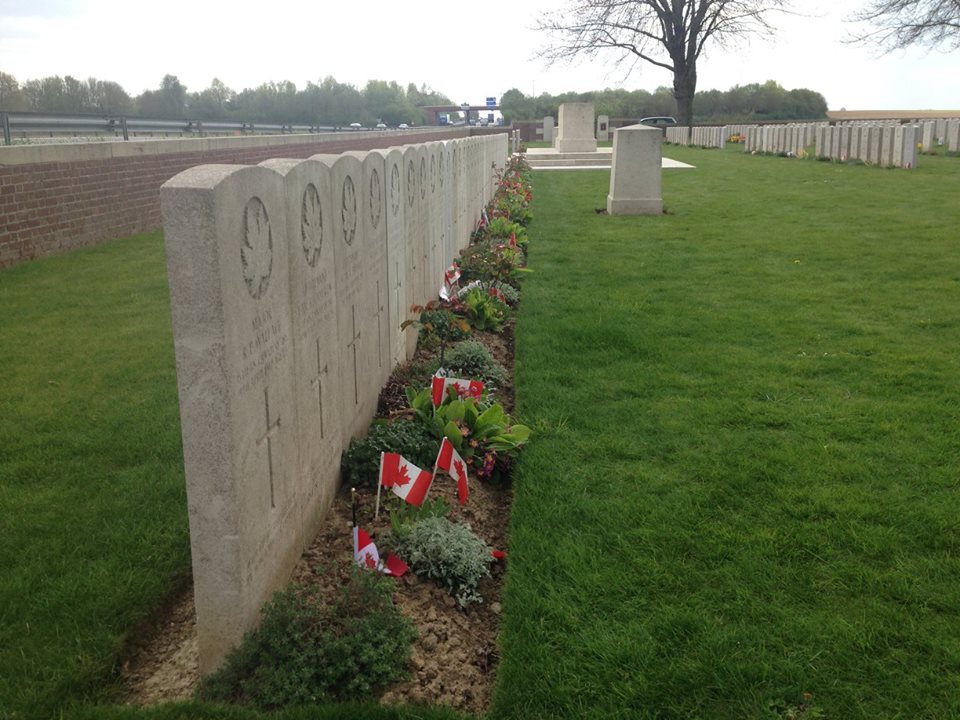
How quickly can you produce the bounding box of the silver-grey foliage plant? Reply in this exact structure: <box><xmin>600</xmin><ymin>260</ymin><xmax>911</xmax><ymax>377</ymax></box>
<box><xmin>393</xmin><ymin>516</ymin><xmax>493</xmax><ymax>606</ymax></box>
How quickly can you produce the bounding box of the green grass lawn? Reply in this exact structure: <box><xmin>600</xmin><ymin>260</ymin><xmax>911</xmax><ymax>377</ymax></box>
<box><xmin>492</xmin><ymin>149</ymin><xmax>960</xmax><ymax>718</ymax></box>
<box><xmin>0</xmin><ymin>233</ymin><xmax>191</xmax><ymax>719</ymax></box>
<box><xmin>3</xmin><ymin>148</ymin><xmax>960</xmax><ymax>719</ymax></box>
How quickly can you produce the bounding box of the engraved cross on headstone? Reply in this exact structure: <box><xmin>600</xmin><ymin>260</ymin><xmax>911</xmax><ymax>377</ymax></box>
<box><xmin>393</xmin><ymin>260</ymin><xmax>403</xmax><ymax>332</ymax></box>
<box><xmin>346</xmin><ymin>305</ymin><xmax>360</xmax><ymax>405</ymax></box>
<box><xmin>310</xmin><ymin>339</ymin><xmax>329</xmax><ymax>440</ymax></box>
<box><xmin>373</xmin><ymin>280</ymin><xmax>386</xmax><ymax>369</ymax></box>
<box><xmin>256</xmin><ymin>387</ymin><xmax>281</xmax><ymax>509</ymax></box>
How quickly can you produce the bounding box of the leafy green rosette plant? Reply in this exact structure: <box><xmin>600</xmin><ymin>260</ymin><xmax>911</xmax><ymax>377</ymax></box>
<box><xmin>459</xmin><ymin>285</ymin><xmax>510</xmax><ymax>332</ymax></box>
<box><xmin>405</xmin><ymin>386</ymin><xmax>530</xmax><ymax>483</ymax></box>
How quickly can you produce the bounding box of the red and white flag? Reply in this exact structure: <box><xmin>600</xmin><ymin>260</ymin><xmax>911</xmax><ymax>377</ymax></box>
<box><xmin>435</xmin><ymin>437</ymin><xmax>469</xmax><ymax>505</ymax></box>
<box><xmin>431</xmin><ymin>375</ymin><xmax>484</xmax><ymax>406</ymax></box>
<box><xmin>379</xmin><ymin>452</ymin><xmax>434</xmax><ymax>506</ymax></box>
<box><xmin>444</xmin><ymin>262</ymin><xmax>461</xmax><ymax>287</ymax></box>
<box><xmin>353</xmin><ymin>526</ymin><xmax>408</xmax><ymax>576</ymax></box>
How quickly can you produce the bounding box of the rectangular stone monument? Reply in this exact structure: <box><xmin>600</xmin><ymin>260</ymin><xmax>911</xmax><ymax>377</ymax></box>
<box><xmin>555</xmin><ymin>103</ymin><xmax>597</xmax><ymax>153</ymax></box>
<box><xmin>596</xmin><ymin>115</ymin><xmax>610</xmax><ymax>142</ymax></box>
<box><xmin>353</xmin><ymin>151</ymin><xmax>392</xmax><ymax>390</ymax></box>
<box><xmin>922</xmin><ymin>122</ymin><xmax>935</xmax><ymax>153</ymax></box>
<box><xmin>316</xmin><ymin>152</ymin><xmax>377</xmax><ymax>445</ymax></box>
<box><xmin>162</xmin><ymin>164</ymin><xmax>301</xmax><ymax>673</ymax></box>
<box><xmin>401</xmin><ymin>144</ymin><xmax>421</xmax><ymax>358</ymax></box>
<box><xmin>258</xmin><ymin>157</ymin><xmax>344</xmax><ymax>550</ymax></box>
<box><xmin>374</xmin><ymin>147</ymin><xmax>410</xmax><ymax>366</ymax></box>
<box><xmin>607</xmin><ymin>124</ymin><xmax>662</xmax><ymax>215</ymax></box>
<box><xmin>880</xmin><ymin>126</ymin><xmax>895</xmax><ymax>167</ymax></box>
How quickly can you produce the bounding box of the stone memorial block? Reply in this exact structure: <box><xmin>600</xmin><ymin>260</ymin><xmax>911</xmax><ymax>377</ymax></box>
<box><xmin>922</xmin><ymin>122</ymin><xmax>935</xmax><ymax>152</ymax></box>
<box><xmin>936</xmin><ymin>118</ymin><xmax>947</xmax><ymax>144</ymax></box>
<box><xmin>416</xmin><ymin>144</ymin><xmax>434</xmax><ymax>303</ymax></box>
<box><xmin>315</xmin><ymin>152</ymin><xmax>377</xmax><ymax>444</ymax></box>
<box><xmin>401</xmin><ymin>144</ymin><xmax>421</xmax><ymax>358</ymax></box>
<box><xmin>830</xmin><ymin>125</ymin><xmax>841</xmax><ymax>159</ymax></box>
<box><xmin>880</xmin><ymin>126</ymin><xmax>895</xmax><ymax>167</ymax></box>
<box><xmin>607</xmin><ymin>124</ymin><xmax>662</xmax><ymax>216</ymax></box>
<box><xmin>407</xmin><ymin>144</ymin><xmax>428</xmax><ymax>308</ymax></box>
<box><xmin>427</xmin><ymin>143</ymin><xmax>443</xmax><ymax>297</ymax></box>
<box><xmin>555</xmin><ymin>102</ymin><xmax>597</xmax><ymax>153</ymax></box>
<box><xmin>258</xmin><ymin>157</ymin><xmax>343</xmax><ymax>548</ymax></box>
<box><xmin>441</xmin><ymin>142</ymin><xmax>455</xmax><ymax>272</ymax></box>
<box><xmin>947</xmin><ymin>120</ymin><xmax>960</xmax><ymax>152</ymax></box>
<box><xmin>352</xmin><ymin>151</ymin><xmax>392</xmax><ymax>389</ymax></box>
<box><xmin>375</xmin><ymin>147</ymin><xmax>410</xmax><ymax>365</ymax></box>
<box><xmin>867</xmin><ymin>126</ymin><xmax>881</xmax><ymax>165</ymax></box>
<box><xmin>542</xmin><ymin>116</ymin><xmax>555</xmax><ymax>143</ymax></box>
<box><xmin>162</xmin><ymin>164</ymin><xmax>300</xmax><ymax>673</ymax></box>
<box><xmin>899</xmin><ymin>125</ymin><xmax>918</xmax><ymax>168</ymax></box>
<box><xmin>597</xmin><ymin>114</ymin><xmax>610</xmax><ymax>142</ymax></box>
<box><xmin>839</xmin><ymin>126</ymin><xmax>851</xmax><ymax>160</ymax></box>
<box><xmin>815</xmin><ymin>126</ymin><xmax>827</xmax><ymax>158</ymax></box>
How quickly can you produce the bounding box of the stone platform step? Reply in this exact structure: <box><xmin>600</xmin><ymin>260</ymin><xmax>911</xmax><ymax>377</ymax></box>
<box><xmin>526</xmin><ymin>156</ymin><xmax>612</xmax><ymax>167</ymax></box>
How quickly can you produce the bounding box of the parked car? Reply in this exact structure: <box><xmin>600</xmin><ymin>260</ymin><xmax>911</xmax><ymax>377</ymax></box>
<box><xmin>398</xmin><ymin>123</ymin><xmax>409</xmax><ymax>129</ymax></box>
<box><xmin>639</xmin><ymin>116</ymin><xmax>677</xmax><ymax>136</ymax></box>
<box><xmin>349</xmin><ymin>122</ymin><xmax>362</xmax><ymax>130</ymax></box>
<box><xmin>375</xmin><ymin>122</ymin><xmax>387</xmax><ymax>129</ymax></box>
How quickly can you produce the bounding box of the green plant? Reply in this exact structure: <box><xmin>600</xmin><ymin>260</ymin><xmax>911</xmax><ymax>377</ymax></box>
<box><xmin>458</xmin><ymin>240</ymin><xmax>528</xmax><ymax>290</ymax></box>
<box><xmin>443</xmin><ymin>340</ymin><xmax>508</xmax><ymax>387</ymax></box>
<box><xmin>341</xmin><ymin>419</ymin><xmax>440</xmax><ymax>489</ymax></box>
<box><xmin>388</xmin><ymin>496</ymin><xmax>452</xmax><ymax>537</ymax></box>
<box><xmin>460</xmin><ymin>286</ymin><xmax>509</xmax><ymax>332</ymax></box>
<box><xmin>197</xmin><ymin>569</ymin><xmax>416</xmax><ymax>708</ymax></box>
<box><xmin>392</xmin><ymin>516</ymin><xmax>493</xmax><ymax>606</ymax></box>
<box><xmin>478</xmin><ymin>216</ymin><xmax>529</xmax><ymax>247</ymax></box>
<box><xmin>487</xmin><ymin>280</ymin><xmax>521</xmax><ymax>306</ymax></box>
<box><xmin>402</xmin><ymin>301</ymin><xmax>471</xmax><ymax>367</ymax></box>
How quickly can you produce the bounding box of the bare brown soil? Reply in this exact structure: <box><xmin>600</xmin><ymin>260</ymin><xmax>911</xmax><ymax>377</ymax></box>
<box><xmin>120</xmin><ymin>320</ymin><xmax>517</xmax><ymax>716</ymax></box>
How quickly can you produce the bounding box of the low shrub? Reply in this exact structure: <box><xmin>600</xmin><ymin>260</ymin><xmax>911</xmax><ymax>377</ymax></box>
<box><xmin>197</xmin><ymin>569</ymin><xmax>416</xmax><ymax>708</ymax></box>
<box><xmin>342</xmin><ymin>419</ymin><xmax>440</xmax><ymax>489</ymax></box>
<box><xmin>443</xmin><ymin>340</ymin><xmax>507</xmax><ymax>387</ymax></box>
<box><xmin>392</xmin><ymin>516</ymin><xmax>493</xmax><ymax>606</ymax></box>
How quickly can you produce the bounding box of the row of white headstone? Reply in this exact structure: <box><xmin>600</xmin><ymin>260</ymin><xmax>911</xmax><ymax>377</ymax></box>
<box><xmin>160</xmin><ymin>134</ymin><xmax>508</xmax><ymax>673</ymax></box>
<box><xmin>742</xmin><ymin>124</ymin><xmax>818</xmax><ymax>156</ymax></box>
<box><xmin>664</xmin><ymin>126</ymin><xmax>727</xmax><ymax>149</ymax></box>
<box><xmin>741</xmin><ymin>120</ymin><xmax>960</xmax><ymax>167</ymax></box>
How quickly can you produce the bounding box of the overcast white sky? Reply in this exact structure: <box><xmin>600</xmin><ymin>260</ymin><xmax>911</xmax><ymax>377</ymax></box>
<box><xmin>1</xmin><ymin>0</ymin><xmax>958</xmax><ymax>111</ymax></box>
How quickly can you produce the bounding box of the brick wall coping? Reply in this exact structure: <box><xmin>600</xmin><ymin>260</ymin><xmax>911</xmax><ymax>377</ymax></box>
<box><xmin>0</xmin><ymin>127</ymin><xmax>457</xmax><ymax>167</ymax></box>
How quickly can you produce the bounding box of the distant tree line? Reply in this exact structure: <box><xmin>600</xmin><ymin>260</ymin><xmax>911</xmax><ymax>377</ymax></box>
<box><xmin>0</xmin><ymin>72</ymin><xmax>455</xmax><ymax>127</ymax></box>
<box><xmin>501</xmin><ymin>80</ymin><xmax>828</xmax><ymax>124</ymax></box>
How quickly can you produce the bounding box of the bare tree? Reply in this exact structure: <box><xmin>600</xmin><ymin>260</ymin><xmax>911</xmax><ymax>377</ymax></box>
<box><xmin>849</xmin><ymin>0</ymin><xmax>960</xmax><ymax>51</ymax></box>
<box><xmin>536</xmin><ymin>0</ymin><xmax>791</xmax><ymax>129</ymax></box>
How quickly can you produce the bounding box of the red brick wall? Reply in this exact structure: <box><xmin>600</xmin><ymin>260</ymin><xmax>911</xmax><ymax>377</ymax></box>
<box><xmin>0</xmin><ymin>129</ymin><xmax>477</xmax><ymax>270</ymax></box>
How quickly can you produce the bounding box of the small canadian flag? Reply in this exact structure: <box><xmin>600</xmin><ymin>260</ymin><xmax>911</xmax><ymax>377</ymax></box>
<box><xmin>353</xmin><ymin>526</ymin><xmax>408</xmax><ymax>576</ymax></box>
<box><xmin>431</xmin><ymin>375</ymin><xmax>484</xmax><ymax>406</ymax></box>
<box><xmin>435</xmin><ymin>437</ymin><xmax>469</xmax><ymax>505</ymax></box>
<box><xmin>444</xmin><ymin>262</ymin><xmax>461</xmax><ymax>287</ymax></box>
<box><xmin>379</xmin><ymin>452</ymin><xmax>434</xmax><ymax>506</ymax></box>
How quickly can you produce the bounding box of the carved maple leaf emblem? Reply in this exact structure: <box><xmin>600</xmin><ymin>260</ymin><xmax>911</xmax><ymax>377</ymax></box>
<box><xmin>369</xmin><ymin>169</ymin><xmax>382</xmax><ymax>230</ymax></box>
<box><xmin>241</xmin><ymin>197</ymin><xmax>272</xmax><ymax>299</ymax></box>
<box><xmin>342</xmin><ymin>176</ymin><xmax>357</xmax><ymax>246</ymax></box>
<box><xmin>390</xmin><ymin>163</ymin><xmax>401</xmax><ymax>215</ymax></box>
<box><xmin>300</xmin><ymin>184</ymin><xmax>322</xmax><ymax>268</ymax></box>
<box><xmin>453</xmin><ymin>459</ymin><xmax>465</xmax><ymax>482</ymax></box>
<box><xmin>394</xmin><ymin>464</ymin><xmax>411</xmax><ymax>487</ymax></box>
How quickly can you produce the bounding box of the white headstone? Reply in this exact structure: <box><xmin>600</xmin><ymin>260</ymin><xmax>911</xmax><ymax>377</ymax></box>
<box><xmin>606</xmin><ymin>124</ymin><xmax>662</xmax><ymax>215</ymax></box>
<box><xmin>258</xmin><ymin>157</ymin><xmax>344</xmax><ymax>548</ymax></box>
<box><xmin>161</xmin><ymin>164</ymin><xmax>301</xmax><ymax>673</ymax></box>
